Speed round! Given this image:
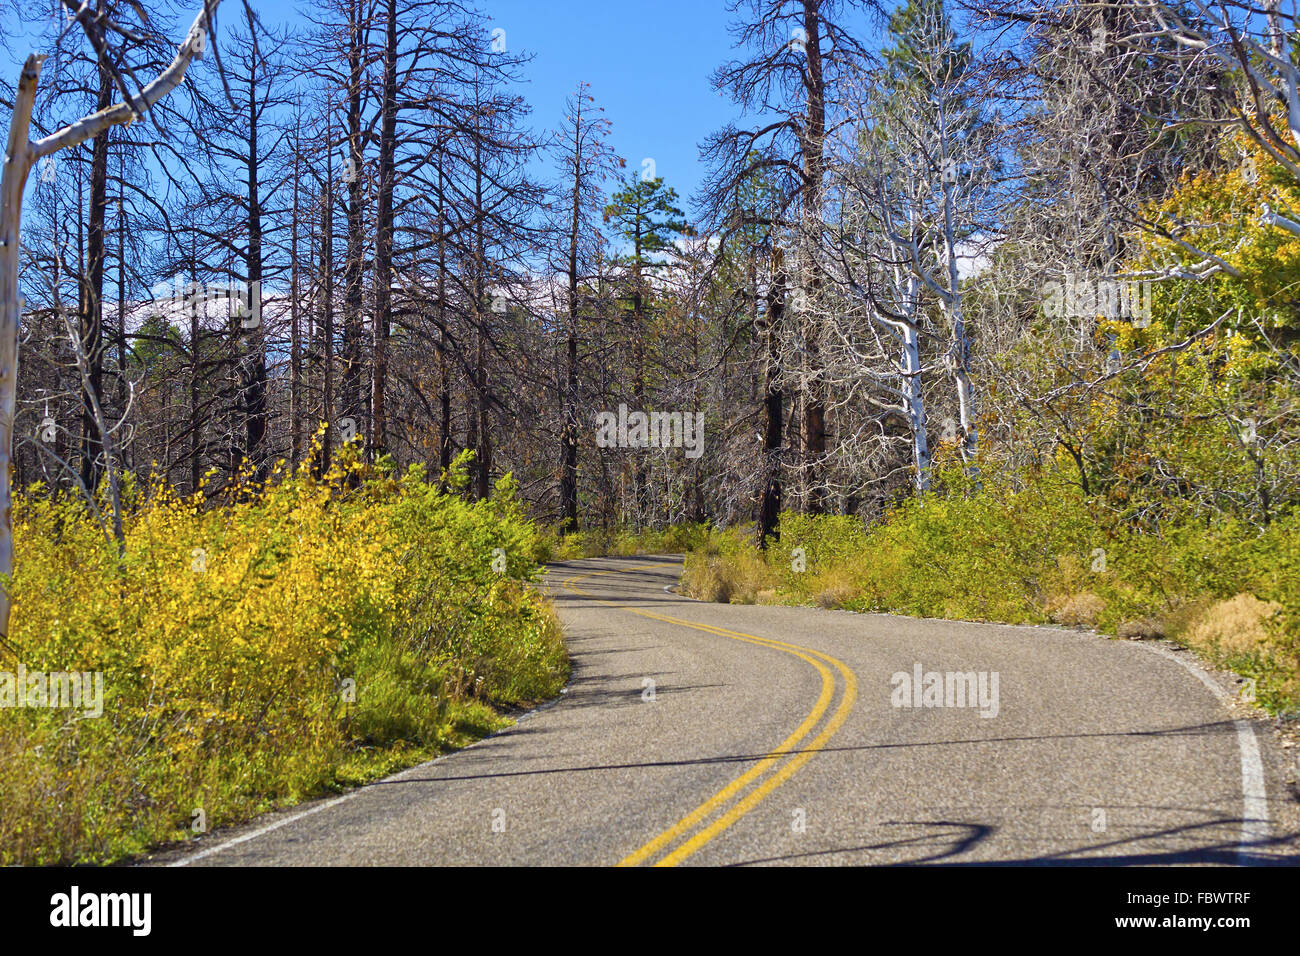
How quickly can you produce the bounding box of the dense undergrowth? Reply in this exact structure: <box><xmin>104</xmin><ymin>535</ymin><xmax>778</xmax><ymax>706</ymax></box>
<box><xmin>682</xmin><ymin>468</ymin><xmax>1300</xmax><ymax>717</ymax></box>
<box><xmin>0</xmin><ymin>451</ymin><xmax>567</xmax><ymax>865</ymax></box>
<box><xmin>530</xmin><ymin>522</ymin><xmax>713</xmax><ymax>562</ymax></box>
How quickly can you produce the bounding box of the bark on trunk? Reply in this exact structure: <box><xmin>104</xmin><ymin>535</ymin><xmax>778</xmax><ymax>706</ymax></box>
<box><xmin>758</xmin><ymin>251</ymin><xmax>786</xmax><ymax>548</ymax></box>
<box><xmin>371</xmin><ymin>0</ymin><xmax>397</xmax><ymax>460</ymax></box>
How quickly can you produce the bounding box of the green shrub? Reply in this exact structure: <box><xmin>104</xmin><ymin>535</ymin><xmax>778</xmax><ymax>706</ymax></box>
<box><xmin>0</xmin><ymin>451</ymin><xmax>568</xmax><ymax>864</ymax></box>
<box><xmin>681</xmin><ymin>465</ymin><xmax>1300</xmax><ymax>715</ymax></box>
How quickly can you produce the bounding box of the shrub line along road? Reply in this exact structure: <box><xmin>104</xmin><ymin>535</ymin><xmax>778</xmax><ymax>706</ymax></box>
<box><xmin>156</xmin><ymin>555</ymin><xmax>1300</xmax><ymax>866</ymax></box>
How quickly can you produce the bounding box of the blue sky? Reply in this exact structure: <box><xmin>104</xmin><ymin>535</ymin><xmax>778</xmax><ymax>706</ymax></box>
<box><xmin>485</xmin><ymin>0</ymin><xmax>743</xmax><ymax>209</ymax></box>
<box><xmin>263</xmin><ymin>0</ymin><xmax>750</xmax><ymax>206</ymax></box>
<box><xmin>2</xmin><ymin>1</ymin><xmax>903</xmax><ymax>218</ymax></box>
<box><xmin>2</xmin><ymin>0</ymin><xmax>750</xmax><ymax>213</ymax></box>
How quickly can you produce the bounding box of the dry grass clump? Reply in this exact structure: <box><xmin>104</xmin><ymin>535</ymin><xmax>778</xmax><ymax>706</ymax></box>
<box><xmin>681</xmin><ymin>550</ymin><xmax>776</xmax><ymax>604</ymax></box>
<box><xmin>1173</xmin><ymin>594</ymin><xmax>1298</xmax><ymax>708</ymax></box>
<box><xmin>1045</xmin><ymin>591</ymin><xmax>1107</xmax><ymax>627</ymax></box>
<box><xmin>1181</xmin><ymin>593</ymin><xmax>1282</xmax><ymax>658</ymax></box>
<box><xmin>1116</xmin><ymin>616</ymin><xmax>1165</xmax><ymax>640</ymax></box>
<box><xmin>682</xmin><ymin>558</ymin><xmax>728</xmax><ymax>602</ymax></box>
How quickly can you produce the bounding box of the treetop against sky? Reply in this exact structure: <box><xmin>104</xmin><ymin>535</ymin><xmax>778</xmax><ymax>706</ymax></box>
<box><xmin>1</xmin><ymin>0</ymin><xmax>892</xmax><ymax>215</ymax></box>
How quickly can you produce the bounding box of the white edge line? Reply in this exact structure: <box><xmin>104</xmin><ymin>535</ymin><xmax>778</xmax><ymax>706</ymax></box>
<box><xmin>169</xmin><ymin>790</ymin><xmax>359</xmax><ymax>866</ymax></box>
<box><xmin>170</xmin><ymin>683</ymin><xmax>576</xmax><ymax>866</ymax></box>
<box><xmin>1133</xmin><ymin>641</ymin><xmax>1270</xmax><ymax>864</ymax></box>
<box><xmin>167</xmin><ymin>752</ymin><xmax>458</xmax><ymax>866</ymax></box>
<box><xmin>642</xmin><ymin>556</ymin><xmax>1274</xmax><ymax>863</ymax></box>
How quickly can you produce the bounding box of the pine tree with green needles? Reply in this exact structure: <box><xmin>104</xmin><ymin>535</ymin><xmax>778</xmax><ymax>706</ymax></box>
<box><xmin>603</xmin><ymin>175</ymin><xmax>690</xmax><ymax>273</ymax></box>
<box><xmin>602</xmin><ymin>174</ymin><xmax>689</xmax><ymax>526</ymax></box>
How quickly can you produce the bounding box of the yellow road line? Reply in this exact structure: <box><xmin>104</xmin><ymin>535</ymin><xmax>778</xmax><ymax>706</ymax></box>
<box><xmin>556</xmin><ymin>560</ymin><xmax>857</xmax><ymax>866</ymax></box>
<box><xmin>624</xmin><ymin>611</ymin><xmax>859</xmax><ymax>866</ymax></box>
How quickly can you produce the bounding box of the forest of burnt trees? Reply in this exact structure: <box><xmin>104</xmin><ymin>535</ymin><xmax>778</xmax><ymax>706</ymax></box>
<box><xmin>4</xmin><ymin>0</ymin><xmax>1299</xmax><ymax>549</ymax></box>
<box><xmin>3</xmin><ymin>0</ymin><xmax>721</xmax><ymax>537</ymax></box>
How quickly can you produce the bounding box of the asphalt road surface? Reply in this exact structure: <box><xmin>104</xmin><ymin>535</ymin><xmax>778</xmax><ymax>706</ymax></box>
<box><xmin>154</xmin><ymin>555</ymin><xmax>1300</xmax><ymax>866</ymax></box>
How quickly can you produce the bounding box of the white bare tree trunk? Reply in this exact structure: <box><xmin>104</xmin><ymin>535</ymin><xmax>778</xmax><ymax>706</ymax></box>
<box><xmin>900</xmin><ymin>298</ymin><xmax>931</xmax><ymax>491</ymax></box>
<box><xmin>935</xmin><ymin>93</ymin><xmax>978</xmax><ymax>466</ymax></box>
<box><xmin>0</xmin><ymin>55</ymin><xmax>41</xmax><ymax>644</ymax></box>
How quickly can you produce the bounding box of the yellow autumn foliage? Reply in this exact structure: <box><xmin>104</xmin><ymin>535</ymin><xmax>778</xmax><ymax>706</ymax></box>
<box><xmin>0</xmin><ymin>448</ymin><xmax>568</xmax><ymax>864</ymax></box>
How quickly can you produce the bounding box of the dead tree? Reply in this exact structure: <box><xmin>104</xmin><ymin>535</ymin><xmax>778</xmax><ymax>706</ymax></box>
<box><xmin>0</xmin><ymin>0</ymin><xmax>222</xmax><ymax>638</ymax></box>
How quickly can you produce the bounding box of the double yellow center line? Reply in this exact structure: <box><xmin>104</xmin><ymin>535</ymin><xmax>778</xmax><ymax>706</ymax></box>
<box><xmin>557</xmin><ymin>561</ymin><xmax>858</xmax><ymax>867</ymax></box>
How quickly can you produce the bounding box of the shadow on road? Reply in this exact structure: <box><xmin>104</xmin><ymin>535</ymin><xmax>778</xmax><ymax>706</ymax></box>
<box><xmin>725</xmin><ymin>818</ymin><xmax>1298</xmax><ymax>866</ymax></box>
<box><xmin>359</xmin><ymin>719</ymin><xmax>1253</xmax><ymax>783</ymax></box>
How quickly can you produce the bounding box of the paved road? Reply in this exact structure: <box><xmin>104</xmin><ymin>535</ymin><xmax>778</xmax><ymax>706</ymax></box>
<box><xmin>155</xmin><ymin>555</ymin><xmax>1300</xmax><ymax>866</ymax></box>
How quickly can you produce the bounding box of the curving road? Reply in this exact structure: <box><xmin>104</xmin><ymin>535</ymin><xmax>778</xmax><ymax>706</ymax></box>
<box><xmin>155</xmin><ymin>555</ymin><xmax>1300</xmax><ymax>866</ymax></box>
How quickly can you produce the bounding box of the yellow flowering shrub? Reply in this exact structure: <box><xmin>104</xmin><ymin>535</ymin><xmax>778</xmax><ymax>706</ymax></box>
<box><xmin>0</xmin><ymin>449</ymin><xmax>568</xmax><ymax>864</ymax></box>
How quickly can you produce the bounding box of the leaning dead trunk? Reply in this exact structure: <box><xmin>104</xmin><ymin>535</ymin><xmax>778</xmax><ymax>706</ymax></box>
<box><xmin>0</xmin><ymin>4</ymin><xmax>220</xmax><ymax>641</ymax></box>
